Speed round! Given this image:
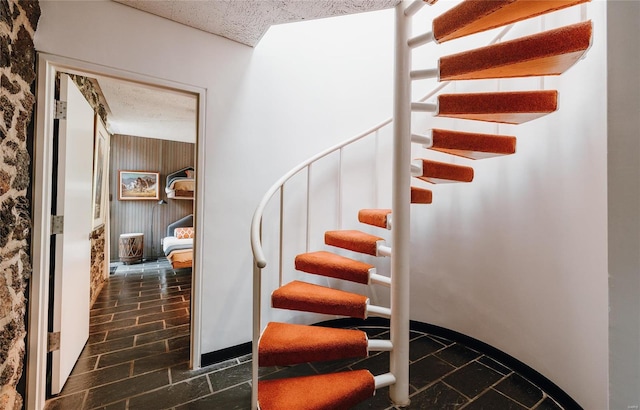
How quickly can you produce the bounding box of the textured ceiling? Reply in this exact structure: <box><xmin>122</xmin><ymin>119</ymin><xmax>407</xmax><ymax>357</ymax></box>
<box><xmin>95</xmin><ymin>75</ymin><xmax>198</xmax><ymax>143</ymax></box>
<box><xmin>113</xmin><ymin>0</ymin><xmax>400</xmax><ymax>46</ymax></box>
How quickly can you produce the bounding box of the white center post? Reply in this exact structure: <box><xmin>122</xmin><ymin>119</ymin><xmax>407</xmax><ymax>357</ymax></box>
<box><xmin>389</xmin><ymin>0</ymin><xmax>412</xmax><ymax>406</ymax></box>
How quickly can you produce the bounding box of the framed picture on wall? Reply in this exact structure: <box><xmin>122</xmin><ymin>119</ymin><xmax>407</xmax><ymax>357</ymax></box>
<box><xmin>91</xmin><ymin>116</ymin><xmax>109</xmax><ymax>229</ymax></box>
<box><xmin>118</xmin><ymin>170</ymin><xmax>160</xmax><ymax>200</ymax></box>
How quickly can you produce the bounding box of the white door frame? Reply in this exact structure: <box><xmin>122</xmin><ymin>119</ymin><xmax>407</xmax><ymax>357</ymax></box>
<box><xmin>27</xmin><ymin>52</ymin><xmax>206</xmax><ymax>410</ymax></box>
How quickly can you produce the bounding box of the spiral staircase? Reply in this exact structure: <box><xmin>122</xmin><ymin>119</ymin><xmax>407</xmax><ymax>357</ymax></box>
<box><xmin>251</xmin><ymin>0</ymin><xmax>593</xmax><ymax>408</ymax></box>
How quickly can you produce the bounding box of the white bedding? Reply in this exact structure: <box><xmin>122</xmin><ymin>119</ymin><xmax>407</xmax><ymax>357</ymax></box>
<box><xmin>162</xmin><ymin>236</ymin><xmax>193</xmax><ymax>255</ymax></box>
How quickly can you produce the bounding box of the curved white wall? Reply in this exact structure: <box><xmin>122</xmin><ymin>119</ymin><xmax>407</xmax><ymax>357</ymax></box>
<box><xmin>407</xmin><ymin>2</ymin><xmax>608</xmax><ymax>409</ymax></box>
<box><xmin>34</xmin><ymin>1</ymin><xmax>609</xmax><ymax>408</ymax></box>
<box><xmin>608</xmin><ymin>1</ymin><xmax>640</xmax><ymax>409</ymax></box>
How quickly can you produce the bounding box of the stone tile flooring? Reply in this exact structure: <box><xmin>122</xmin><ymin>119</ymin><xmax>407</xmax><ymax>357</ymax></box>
<box><xmin>45</xmin><ymin>260</ymin><xmax>565</xmax><ymax>409</ymax></box>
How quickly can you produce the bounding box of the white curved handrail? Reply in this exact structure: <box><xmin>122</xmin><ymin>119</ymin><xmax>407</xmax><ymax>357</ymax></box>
<box><xmin>250</xmin><ymin>23</ymin><xmax>514</xmax><ymax>269</ymax></box>
<box><xmin>250</xmin><ymin>82</ymin><xmax>452</xmax><ymax>268</ymax></box>
<box><xmin>250</xmin><ymin>119</ymin><xmax>391</xmax><ymax>268</ymax></box>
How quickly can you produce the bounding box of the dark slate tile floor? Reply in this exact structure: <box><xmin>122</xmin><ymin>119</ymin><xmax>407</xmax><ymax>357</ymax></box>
<box><xmin>45</xmin><ymin>260</ymin><xmax>565</xmax><ymax>410</ymax></box>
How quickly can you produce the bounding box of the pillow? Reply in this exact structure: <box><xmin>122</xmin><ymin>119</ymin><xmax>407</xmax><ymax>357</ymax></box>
<box><xmin>174</xmin><ymin>227</ymin><xmax>194</xmax><ymax>239</ymax></box>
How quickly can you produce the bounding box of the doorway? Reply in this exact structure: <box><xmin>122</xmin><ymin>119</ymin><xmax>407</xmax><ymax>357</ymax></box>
<box><xmin>28</xmin><ymin>53</ymin><xmax>206</xmax><ymax>410</ymax></box>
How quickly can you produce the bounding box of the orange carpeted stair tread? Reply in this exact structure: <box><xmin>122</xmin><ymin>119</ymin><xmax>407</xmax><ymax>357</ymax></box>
<box><xmin>358</xmin><ymin>209</ymin><xmax>391</xmax><ymax>229</ymax></box>
<box><xmin>259</xmin><ymin>322</ymin><xmax>368</xmax><ymax>367</ymax></box>
<box><xmin>272</xmin><ymin>281</ymin><xmax>369</xmax><ymax>319</ymax></box>
<box><xmin>439</xmin><ymin>21</ymin><xmax>592</xmax><ymax>81</ymax></box>
<box><xmin>411</xmin><ymin>186</ymin><xmax>433</xmax><ymax>204</ymax></box>
<box><xmin>258</xmin><ymin>369</ymin><xmax>375</xmax><ymax>410</ymax></box>
<box><xmin>416</xmin><ymin>159</ymin><xmax>474</xmax><ymax>184</ymax></box>
<box><xmin>431</xmin><ymin>128</ymin><xmax>516</xmax><ymax>159</ymax></box>
<box><xmin>295</xmin><ymin>251</ymin><xmax>373</xmax><ymax>284</ymax></box>
<box><xmin>433</xmin><ymin>0</ymin><xmax>590</xmax><ymax>43</ymax></box>
<box><xmin>325</xmin><ymin>230</ymin><xmax>385</xmax><ymax>256</ymax></box>
<box><xmin>437</xmin><ymin>90</ymin><xmax>558</xmax><ymax>124</ymax></box>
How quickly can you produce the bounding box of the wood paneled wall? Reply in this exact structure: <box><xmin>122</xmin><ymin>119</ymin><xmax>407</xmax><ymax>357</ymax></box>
<box><xmin>109</xmin><ymin>134</ymin><xmax>195</xmax><ymax>261</ymax></box>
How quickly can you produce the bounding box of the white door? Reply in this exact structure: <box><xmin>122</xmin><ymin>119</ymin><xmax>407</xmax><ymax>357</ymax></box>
<box><xmin>50</xmin><ymin>74</ymin><xmax>95</xmax><ymax>395</ymax></box>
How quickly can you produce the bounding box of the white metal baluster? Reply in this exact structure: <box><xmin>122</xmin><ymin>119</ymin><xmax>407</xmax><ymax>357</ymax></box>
<box><xmin>338</xmin><ymin>148</ymin><xmax>344</xmax><ymax>230</ymax></box>
<box><xmin>306</xmin><ymin>164</ymin><xmax>312</xmax><ymax>253</ymax></box>
<box><xmin>404</xmin><ymin>0</ymin><xmax>426</xmax><ymax>17</ymax></box>
<box><xmin>251</xmin><ymin>222</ymin><xmax>262</xmax><ymax>410</ymax></box>
<box><xmin>279</xmin><ymin>186</ymin><xmax>284</xmax><ymax>287</ymax></box>
<box><xmin>374</xmin><ymin>130</ymin><xmax>380</xmax><ymax>209</ymax></box>
<box><xmin>390</xmin><ymin>1</ymin><xmax>411</xmax><ymax>406</ymax></box>
<box><xmin>408</xmin><ymin>31</ymin><xmax>435</xmax><ymax>48</ymax></box>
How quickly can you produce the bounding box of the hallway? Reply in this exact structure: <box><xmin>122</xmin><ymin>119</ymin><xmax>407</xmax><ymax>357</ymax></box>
<box><xmin>45</xmin><ymin>260</ymin><xmax>194</xmax><ymax>409</ymax></box>
<box><xmin>45</xmin><ymin>260</ymin><xmax>566</xmax><ymax>409</ymax></box>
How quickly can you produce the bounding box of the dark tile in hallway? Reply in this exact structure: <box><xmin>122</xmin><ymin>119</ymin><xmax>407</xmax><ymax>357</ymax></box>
<box><xmin>45</xmin><ymin>259</ymin><xmax>193</xmax><ymax>410</ymax></box>
<box><xmin>45</xmin><ymin>259</ymin><xmax>569</xmax><ymax>409</ymax></box>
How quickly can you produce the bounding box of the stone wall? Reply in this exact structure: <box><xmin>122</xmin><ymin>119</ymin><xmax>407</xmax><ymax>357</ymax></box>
<box><xmin>89</xmin><ymin>226</ymin><xmax>106</xmax><ymax>307</ymax></box>
<box><xmin>70</xmin><ymin>74</ymin><xmax>109</xmax><ymax>126</ymax></box>
<box><xmin>0</xmin><ymin>1</ymin><xmax>40</xmax><ymax>409</ymax></box>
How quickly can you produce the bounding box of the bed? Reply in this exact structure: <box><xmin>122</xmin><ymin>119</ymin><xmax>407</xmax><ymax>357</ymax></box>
<box><xmin>166</xmin><ymin>166</ymin><xmax>195</xmax><ymax>200</ymax></box>
<box><xmin>163</xmin><ymin>214</ymin><xmax>194</xmax><ymax>269</ymax></box>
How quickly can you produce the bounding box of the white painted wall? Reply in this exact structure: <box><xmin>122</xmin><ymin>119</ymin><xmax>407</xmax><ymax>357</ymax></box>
<box><xmin>35</xmin><ymin>1</ymin><xmax>610</xmax><ymax>408</ymax></box>
<box><xmin>608</xmin><ymin>1</ymin><xmax>640</xmax><ymax>409</ymax></box>
<box><xmin>35</xmin><ymin>0</ymin><xmax>395</xmax><ymax>351</ymax></box>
